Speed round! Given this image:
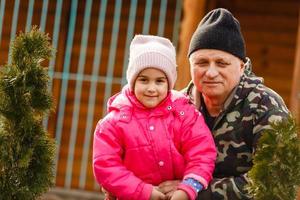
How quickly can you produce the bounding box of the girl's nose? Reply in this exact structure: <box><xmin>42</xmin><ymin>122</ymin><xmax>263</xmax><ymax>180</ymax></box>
<box><xmin>146</xmin><ymin>82</ymin><xmax>156</xmax><ymax>92</ymax></box>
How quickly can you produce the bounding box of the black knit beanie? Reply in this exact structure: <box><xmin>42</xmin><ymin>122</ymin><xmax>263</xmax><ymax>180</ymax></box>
<box><xmin>188</xmin><ymin>8</ymin><xmax>246</xmax><ymax>62</ymax></box>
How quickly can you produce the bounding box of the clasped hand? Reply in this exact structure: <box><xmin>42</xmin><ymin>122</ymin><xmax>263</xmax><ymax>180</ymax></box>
<box><xmin>102</xmin><ymin>180</ymin><xmax>186</xmax><ymax>200</ymax></box>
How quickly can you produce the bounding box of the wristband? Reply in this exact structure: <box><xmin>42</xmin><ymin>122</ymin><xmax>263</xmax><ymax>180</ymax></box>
<box><xmin>182</xmin><ymin>178</ymin><xmax>203</xmax><ymax>193</ymax></box>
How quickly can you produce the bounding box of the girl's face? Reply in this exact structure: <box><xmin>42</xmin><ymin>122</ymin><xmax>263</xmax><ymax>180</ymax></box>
<box><xmin>134</xmin><ymin>68</ymin><xmax>168</xmax><ymax>108</ymax></box>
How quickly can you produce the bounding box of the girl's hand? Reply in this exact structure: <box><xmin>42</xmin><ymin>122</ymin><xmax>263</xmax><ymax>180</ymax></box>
<box><xmin>170</xmin><ymin>190</ymin><xmax>189</xmax><ymax>200</ymax></box>
<box><xmin>150</xmin><ymin>187</ymin><xmax>166</xmax><ymax>200</ymax></box>
<box><xmin>101</xmin><ymin>187</ymin><xmax>116</xmax><ymax>200</ymax></box>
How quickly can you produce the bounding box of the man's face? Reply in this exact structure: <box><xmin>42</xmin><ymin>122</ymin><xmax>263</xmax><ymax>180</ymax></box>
<box><xmin>189</xmin><ymin>49</ymin><xmax>245</xmax><ymax>101</ymax></box>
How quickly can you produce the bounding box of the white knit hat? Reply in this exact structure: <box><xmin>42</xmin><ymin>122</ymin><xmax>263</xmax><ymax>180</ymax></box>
<box><xmin>126</xmin><ymin>34</ymin><xmax>177</xmax><ymax>91</ymax></box>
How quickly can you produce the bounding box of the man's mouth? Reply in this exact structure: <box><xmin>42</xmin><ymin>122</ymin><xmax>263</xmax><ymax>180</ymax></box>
<box><xmin>203</xmin><ymin>81</ymin><xmax>220</xmax><ymax>84</ymax></box>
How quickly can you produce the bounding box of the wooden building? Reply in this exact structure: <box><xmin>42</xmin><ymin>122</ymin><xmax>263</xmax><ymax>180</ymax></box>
<box><xmin>0</xmin><ymin>0</ymin><xmax>299</xmax><ymax>198</ymax></box>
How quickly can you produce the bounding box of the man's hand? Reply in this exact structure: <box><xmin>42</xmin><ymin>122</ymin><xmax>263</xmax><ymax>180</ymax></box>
<box><xmin>150</xmin><ymin>187</ymin><xmax>166</xmax><ymax>200</ymax></box>
<box><xmin>158</xmin><ymin>180</ymin><xmax>180</xmax><ymax>194</ymax></box>
<box><xmin>101</xmin><ymin>187</ymin><xmax>116</xmax><ymax>200</ymax></box>
<box><xmin>170</xmin><ymin>190</ymin><xmax>189</xmax><ymax>200</ymax></box>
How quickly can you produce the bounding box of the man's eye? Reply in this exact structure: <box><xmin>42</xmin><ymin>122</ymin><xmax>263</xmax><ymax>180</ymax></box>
<box><xmin>195</xmin><ymin>61</ymin><xmax>208</xmax><ymax>66</ymax></box>
<box><xmin>217</xmin><ymin>61</ymin><xmax>228</xmax><ymax>66</ymax></box>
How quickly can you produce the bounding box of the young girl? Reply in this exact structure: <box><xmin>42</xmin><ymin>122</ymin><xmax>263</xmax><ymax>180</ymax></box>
<box><xmin>93</xmin><ymin>35</ymin><xmax>216</xmax><ymax>200</ymax></box>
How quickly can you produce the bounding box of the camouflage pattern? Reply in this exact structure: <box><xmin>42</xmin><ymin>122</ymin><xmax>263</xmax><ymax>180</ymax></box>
<box><xmin>185</xmin><ymin>59</ymin><xmax>290</xmax><ymax>200</ymax></box>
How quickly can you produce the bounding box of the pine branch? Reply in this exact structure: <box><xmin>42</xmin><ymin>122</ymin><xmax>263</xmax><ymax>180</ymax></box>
<box><xmin>247</xmin><ymin>116</ymin><xmax>300</xmax><ymax>200</ymax></box>
<box><xmin>0</xmin><ymin>26</ymin><xmax>56</xmax><ymax>200</ymax></box>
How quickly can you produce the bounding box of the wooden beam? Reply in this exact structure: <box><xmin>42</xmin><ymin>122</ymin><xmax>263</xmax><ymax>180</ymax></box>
<box><xmin>290</xmin><ymin>8</ymin><xmax>300</xmax><ymax>123</ymax></box>
<box><xmin>291</xmin><ymin>6</ymin><xmax>300</xmax><ymax>200</ymax></box>
<box><xmin>175</xmin><ymin>0</ymin><xmax>207</xmax><ymax>89</ymax></box>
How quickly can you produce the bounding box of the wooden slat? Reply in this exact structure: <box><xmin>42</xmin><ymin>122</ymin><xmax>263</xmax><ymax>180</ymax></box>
<box><xmin>176</xmin><ymin>0</ymin><xmax>208</xmax><ymax>89</ymax></box>
<box><xmin>237</xmin><ymin>14</ymin><xmax>298</xmax><ymax>32</ymax></box>
<box><xmin>290</xmin><ymin>8</ymin><xmax>300</xmax><ymax>123</ymax></box>
<box><xmin>243</xmin><ymin>30</ymin><xmax>297</xmax><ymax>46</ymax></box>
<box><xmin>247</xmin><ymin>43</ymin><xmax>296</xmax><ymax>63</ymax></box>
<box><xmin>234</xmin><ymin>0</ymin><xmax>299</xmax><ymax>16</ymax></box>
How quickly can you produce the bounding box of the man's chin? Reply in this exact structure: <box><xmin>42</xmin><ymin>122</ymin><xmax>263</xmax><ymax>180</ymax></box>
<box><xmin>202</xmin><ymin>91</ymin><xmax>222</xmax><ymax>99</ymax></box>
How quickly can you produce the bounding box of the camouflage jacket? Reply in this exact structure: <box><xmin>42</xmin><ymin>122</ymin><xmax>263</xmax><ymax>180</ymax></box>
<box><xmin>185</xmin><ymin>59</ymin><xmax>289</xmax><ymax>200</ymax></box>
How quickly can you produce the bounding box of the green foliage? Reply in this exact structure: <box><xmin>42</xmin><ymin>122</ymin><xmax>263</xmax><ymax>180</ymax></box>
<box><xmin>0</xmin><ymin>26</ymin><xmax>56</xmax><ymax>200</ymax></box>
<box><xmin>247</xmin><ymin>116</ymin><xmax>300</xmax><ymax>200</ymax></box>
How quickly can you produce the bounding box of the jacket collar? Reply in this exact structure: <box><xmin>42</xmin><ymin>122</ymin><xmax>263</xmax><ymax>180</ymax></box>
<box><xmin>108</xmin><ymin>85</ymin><xmax>172</xmax><ymax>118</ymax></box>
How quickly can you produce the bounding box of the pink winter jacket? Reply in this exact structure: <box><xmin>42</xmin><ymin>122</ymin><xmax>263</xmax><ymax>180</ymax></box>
<box><xmin>93</xmin><ymin>86</ymin><xmax>216</xmax><ymax>200</ymax></box>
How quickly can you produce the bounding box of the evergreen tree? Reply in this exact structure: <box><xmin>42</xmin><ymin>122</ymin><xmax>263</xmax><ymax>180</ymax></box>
<box><xmin>247</xmin><ymin>116</ymin><xmax>300</xmax><ymax>200</ymax></box>
<box><xmin>0</xmin><ymin>27</ymin><xmax>56</xmax><ymax>199</ymax></box>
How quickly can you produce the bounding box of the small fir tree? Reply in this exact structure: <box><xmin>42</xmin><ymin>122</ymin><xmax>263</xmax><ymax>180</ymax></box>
<box><xmin>247</xmin><ymin>116</ymin><xmax>300</xmax><ymax>200</ymax></box>
<box><xmin>0</xmin><ymin>27</ymin><xmax>56</xmax><ymax>199</ymax></box>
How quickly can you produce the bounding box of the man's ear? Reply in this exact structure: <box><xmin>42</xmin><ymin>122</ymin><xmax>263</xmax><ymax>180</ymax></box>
<box><xmin>240</xmin><ymin>60</ymin><xmax>245</xmax><ymax>73</ymax></box>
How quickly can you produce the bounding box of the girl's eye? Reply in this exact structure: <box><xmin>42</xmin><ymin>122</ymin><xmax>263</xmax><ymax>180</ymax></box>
<box><xmin>137</xmin><ymin>78</ymin><xmax>147</xmax><ymax>82</ymax></box>
<box><xmin>156</xmin><ymin>79</ymin><xmax>166</xmax><ymax>83</ymax></box>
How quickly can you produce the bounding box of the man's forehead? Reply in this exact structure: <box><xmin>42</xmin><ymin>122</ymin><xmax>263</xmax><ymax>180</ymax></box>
<box><xmin>190</xmin><ymin>49</ymin><xmax>232</xmax><ymax>60</ymax></box>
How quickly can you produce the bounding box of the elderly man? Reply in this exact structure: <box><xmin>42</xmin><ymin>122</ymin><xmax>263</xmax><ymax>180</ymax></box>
<box><xmin>158</xmin><ymin>8</ymin><xmax>289</xmax><ymax>200</ymax></box>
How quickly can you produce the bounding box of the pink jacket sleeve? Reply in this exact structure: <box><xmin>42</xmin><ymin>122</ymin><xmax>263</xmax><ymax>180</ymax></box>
<box><xmin>176</xmin><ymin>102</ymin><xmax>217</xmax><ymax>199</ymax></box>
<box><xmin>93</xmin><ymin>118</ymin><xmax>153</xmax><ymax>200</ymax></box>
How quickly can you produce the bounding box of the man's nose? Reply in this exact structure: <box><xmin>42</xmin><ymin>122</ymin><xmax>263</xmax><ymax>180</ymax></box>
<box><xmin>206</xmin><ymin>65</ymin><xmax>218</xmax><ymax>77</ymax></box>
